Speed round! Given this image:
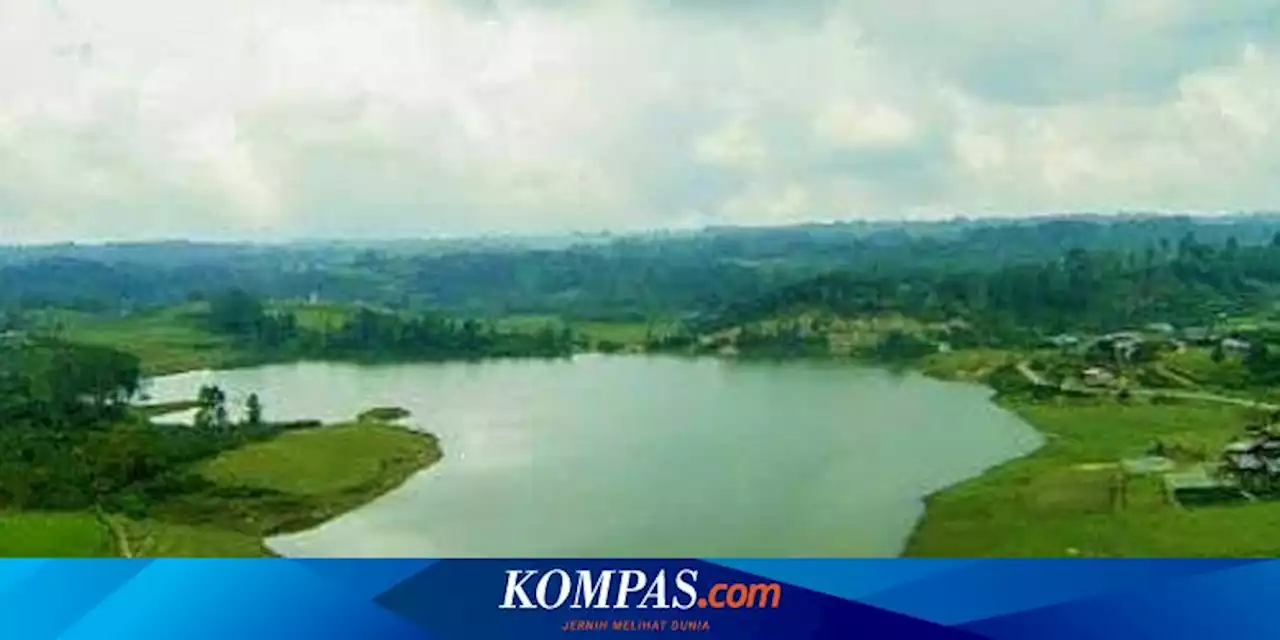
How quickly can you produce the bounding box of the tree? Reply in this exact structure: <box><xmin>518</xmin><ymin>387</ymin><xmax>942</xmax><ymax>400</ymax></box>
<box><xmin>244</xmin><ymin>393</ymin><xmax>263</xmax><ymax>427</ymax></box>
<box><xmin>207</xmin><ymin>289</ymin><xmax>266</xmax><ymax>336</ymax></box>
<box><xmin>1224</xmin><ymin>236</ymin><xmax>1240</xmax><ymax>259</ymax></box>
<box><xmin>872</xmin><ymin>330</ymin><xmax>936</xmax><ymax>361</ymax></box>
<box><xmin>212</xmin><ymin>388</ymin><xmax>229</xmax><ymax>429</ymax></box>
<box><xmin>1211</xmin><ymin>342</ymin><xmax>1226</xmax><ymax>363</ymax></box>
<box><xmin>1245</xmin><ymin>343</ymin><xmax>1280</xmax><ymax>384</ymax></box>
<box><xmin>193</xmin><ymin>386</ymin><xmax>214</xmax><ymax>430</ymax></box>
<box><xmin>194</xmin><ymin>385</ymin><xmax>229</xmax><ymax>431</ymax></box>
<box><xmin>0</xmin><ymin>339</ymin><xmax>140</xmax><ymax>427</ymax></box>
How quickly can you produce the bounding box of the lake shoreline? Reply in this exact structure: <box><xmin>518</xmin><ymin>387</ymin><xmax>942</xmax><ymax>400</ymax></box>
<box><xmin>0</xmin><ymin>414</ymin><xmax>441</xmax><ymax>558</ymax></box>
<box><xmin>151</xmin><ymin>354</ymin><xmax>1040</xmax><ymax>558</ymax></box>
<box><xmin>147</xmin><ymin>416</ymin><xmax>440</xmax><ymax>557</ymax></box>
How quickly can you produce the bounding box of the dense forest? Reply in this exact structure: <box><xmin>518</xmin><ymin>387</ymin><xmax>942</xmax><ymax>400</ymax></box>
<box><xmin>702</xmin><ymin>231</ymin><xmax>1280</xmax><ymax>341</ymax></box>
<box><xmin>0</xmin><ymin>338</ymin><xmax>266</xmax><ymax>514</ymax></box>
<box><xmin>5</xmin><ymin>214</ymin><xmax>1280</xmax><ymax>320</ymax></box>
<box><xmin>202</xmin><ymin>290</ymin><xmax>577</xmax><ymax>360</ymax></box>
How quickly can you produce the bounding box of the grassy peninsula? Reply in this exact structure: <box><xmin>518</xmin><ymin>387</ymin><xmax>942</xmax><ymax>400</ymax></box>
<box><xmin>0</xmin><ymin>412</ymin><xmax>437</xmax><ymax>558</ymax></box>
<box><xmin>123</xmin><ymin>415</ymin><xmax>439</xmax><ymax>557</ymax></box>
<box><xmin>0</xmin><ymin>331</ymin><xmax>439</xmax><ymax>557</ymax></box>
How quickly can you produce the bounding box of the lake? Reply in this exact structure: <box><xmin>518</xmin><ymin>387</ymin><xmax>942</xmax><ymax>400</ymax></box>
<box><xmin>146</xmin><ymin>355</ymin><xmax>1043</xmax><ymax>557</ymax></box>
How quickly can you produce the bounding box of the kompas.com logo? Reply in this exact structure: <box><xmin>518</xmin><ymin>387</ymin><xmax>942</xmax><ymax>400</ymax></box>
<box><xmin>498</xmin><ymin>569</ymin><xmax>782</xmax><ymax>611</ymax></box>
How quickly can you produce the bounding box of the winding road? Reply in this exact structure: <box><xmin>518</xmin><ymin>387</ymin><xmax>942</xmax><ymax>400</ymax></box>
<box><xmin>1016</xmin><ymin>361</ymin><xmax>1280</xmax><ymax>412</ymax></box>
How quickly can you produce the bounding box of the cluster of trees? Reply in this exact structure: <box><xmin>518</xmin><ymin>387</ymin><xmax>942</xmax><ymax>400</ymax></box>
<box><xmin>707</xmin><ymin>233</ymin><xmax>1280</xmax><ymax>345</ymax></box>
<box><xmin>0</xmin><ymin>339</ymin><xmax>273</xmax><ymax>515</ymax></box>
<box><xmin>728</xmin><ymin>321</ymin><xmax>828</xmax><ymax>357</ymax></box>
<box><xmin>1244</xmin><ymin>344</ymin><xmax>1280</xmax><ymax>386</ymax></box>
<box><xmin>643</xmin><ymin>325</ymin><xmax>698</xmax><ymax>352</ymax></box>
<box><xmin>865</xmin><ymin>331</ymin><xmax>938</xmax><ymax>362</ymax></box>
<box><xmin>205</xmin><ymin>290</ymin><xmax>577</xmax><ymax>360</ymax></box>
<box><xmin>0</xmin><ymin>339</ymin><xmax>141</xmax><ymax>428</ymax></box>
<box><xmin>0</xmin><ymin>339</ymin><xmax>150</xmax><ymax>509</ymax></box>
<box><xmin>7</xmin><ymin>215</ymin><xmax>1280</xmax><ymax>321</ymax></box>
<box><xmin>191</xmin><ymin>385</ymin><xmax>264</xmax><ymax>431</ymax></box>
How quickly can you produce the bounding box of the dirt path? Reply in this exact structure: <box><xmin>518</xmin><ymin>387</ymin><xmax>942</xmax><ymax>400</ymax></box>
<box><xmin>1016</xmin><ymin>361</ymin><xmax>1051</xmax><ymax>386</ymax></box>
<box><xmin>1015</xmin><ymin>361</ymin><xmax>1279</xmax><ymax>412</ymax></box>
<box><xmin>1129</xmin><ymin>388</ymin><xmax>1279</xmax><ymax>411</ymax></box>
<box><xmin>1152</xmin><ymin>363</ymin><xmax>1200</xmax><ymax>390</ymax></box>
<box><xmin>95</xmin><ymin>506</ymin><xmax>134</xmax><ymax>558</ymax></box>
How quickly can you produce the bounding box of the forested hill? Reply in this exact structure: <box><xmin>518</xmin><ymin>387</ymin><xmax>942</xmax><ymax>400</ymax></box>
<box><xmin>4</xmin><ymin>214</ymin><xmax>1280</xmax><ymax>319</ymax></box>
<box><xmin>702</xmin><ymin>231</ymin><xmax>1280</xmax><ymax>337</ymax></box>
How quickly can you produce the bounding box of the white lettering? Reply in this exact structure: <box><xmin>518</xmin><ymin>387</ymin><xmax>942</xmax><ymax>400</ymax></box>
<box><xmin>672</xmin><ymin>569</ymin><xmax>699</xmax><ymax>610</ymax></box>
<box><xmin>614</xmin><ymin>570</ymin><xmax>648</xmax><ymax>609</ymax></box>
<box><xmin>571</xmin><ymin>570</ymin><xmax>615</xmax><ymax>609</ymax></box>
<box><xmin>535</xmin><ymin>569</ymin><xmax>572</xmax><ymax>610</ymax></box>
<box><xmin>500</xmin><ymin>570</ymin><xmax>538</xmax><ymax>609</ymax></box>
<box><xmin>637</xmin><ymin>569</ymin><xmax>669</xmax><ymax>609</ymax></box>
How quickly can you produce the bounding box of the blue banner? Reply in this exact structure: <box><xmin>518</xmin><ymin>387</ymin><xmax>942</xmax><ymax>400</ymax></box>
<box><xmin>2</xmin><ymin>558</ymin><xmax>1277</xmax><ymax>639</ymax></box>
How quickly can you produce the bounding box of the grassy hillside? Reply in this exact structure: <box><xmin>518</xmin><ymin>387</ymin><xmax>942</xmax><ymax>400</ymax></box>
<box><xmin>0</xmin><ymin>512</ymin><xmax>116</xmax><ymax>557</ymax></box>
<box><xmin>48</xmin><ymin>304</ymin><xmax>252</xmax><ymax>375</ymax></box>
<box><xmin>134</xmin><ymin>417</ymin><xmax>440</xmax><ymax>557</ymax></box>
<box><xmin>906</xmin><ymin>397</ymin><xmax>1279</xmax><ymax>557</ymax></box>
<box><xmin>1</xmin><ymin>413</ymin><xmax>439</xmax><ymax>558</ymax></box>
<box><xmin>198</xmin><ymin>421</ymin><xmax>434</xmax><ymax>497</ymax></box>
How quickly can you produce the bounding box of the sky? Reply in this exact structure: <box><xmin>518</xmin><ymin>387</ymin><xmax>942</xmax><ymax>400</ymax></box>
<box><xmin>0</xmin><ymin>0</ymin><xmax>1278</xmax><ymax>242</ymax></box>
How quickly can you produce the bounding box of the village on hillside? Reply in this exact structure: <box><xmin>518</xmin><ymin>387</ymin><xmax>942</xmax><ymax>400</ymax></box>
<box><xmin>1016</xmin><ymin>318</ymin><xmax>1280</xmax><ymax>510</ymax></box>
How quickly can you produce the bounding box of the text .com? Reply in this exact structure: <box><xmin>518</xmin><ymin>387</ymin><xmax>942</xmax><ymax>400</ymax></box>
<box><xmin>499</xmin><ymin>569</ymin><xmax>782</xmax><ymax>610</ymax></box>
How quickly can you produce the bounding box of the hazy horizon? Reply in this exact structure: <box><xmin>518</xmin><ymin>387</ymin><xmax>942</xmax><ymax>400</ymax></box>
<box><xmin>2</xmin><ymin>0</ymin><xmax>1278</xmax><ymax>242</ymax></box>
<box><xmin>5</xmin><ymin>209</ymin><xmax>1280</xmax><ymax>248</ymax></box>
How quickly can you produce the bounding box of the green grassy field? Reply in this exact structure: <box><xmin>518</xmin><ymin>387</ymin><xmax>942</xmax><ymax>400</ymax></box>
<box><xmin>274</xmin><ymin>302</ymin><xmax>353</xmax><ymax>332</ymax></box>
<box><xmin>1164</xmin><ymin>347</ymin><xmax>1252</xmax><ymax>389</ymax></box>
<box><xmin>497</xmin><ymin>315</ymin><xmax>664</xmax><ymax>348</ymax></box>
<box><xmin>905</xmin><ymin>397</ymin><xmax>1280</xmax><ymax>557</ymax></box>
<box><xmin>573</xmin><ymin>321</ymin><xmax>657</xmax><ymax>346</ymax></box>
<box><xmin>1</xmin><ymin>415</ymin><xmax>440</xmax><ymax>558</ymax></box>
<box><xmin>919</xmin><ymin>348</ymin><xmax>1020</xmax><ymax>381</ymax></box>
<box><xmin>138</xmin><ymin>418</ymin><xmax>441</xmax><ymax>556</ymax></box>
<box><xmin>54</xmin><ymin>304</ymin><xmax>252</xmax><ymax>375</ymax></box>
<box><xmin>43</xmin><ymin>304</ymin><xmax>666</xmax><ymax>379</ymax></box>
<box><xmin>198</xmin><ymin>421</ymin><xmax>434</xmax><ymax>496</ymax></box>
<box><xmin>0</xmin><ymin>512</ymin><xmax>116</xmax><ymax>557</ymax></box>
<box><xmin>117</xmin><ymin>518</ymin><xmax>269</xmax><ymax>557</ymax></box>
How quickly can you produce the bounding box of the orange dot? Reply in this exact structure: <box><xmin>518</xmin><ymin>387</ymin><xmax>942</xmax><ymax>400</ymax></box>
<box><xmin>697</xmin><ymin>598</ymin><xmax>707</xmax><ymax>608</ymax></box>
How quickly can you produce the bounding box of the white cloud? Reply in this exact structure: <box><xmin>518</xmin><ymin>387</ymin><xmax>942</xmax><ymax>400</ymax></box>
<box><xmin>723</xmin><ymin>183</ymin><xmax>813</xmax><ymax>222</ymax></box>
<box><xmin>694</xmin><ymin>117</ymin><xmax>770</xmax><ymax>172</ymax></box>
<box><xmin>944</xmin><ymin>44</ymin><xmax>1280</xmax><ymax>214</ymax></box>
<box><xmin>813</xmin><ymin>102</ymin><xmax>919</xmax><ymax>150</ymax></box>
<box><xmin>0</xmin><ymin>0</ymin><xmax>1276</xmax><ymax>241</ymax></box>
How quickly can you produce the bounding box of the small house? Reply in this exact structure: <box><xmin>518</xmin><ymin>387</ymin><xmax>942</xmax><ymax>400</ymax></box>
<box><xmin>1102</xmin><ymin>331</ymin><xmax>1144</xmax><ymax>343</ymax></box>
<box><xmin>1221</xmin><ymin>338</ymin><xmax>1252</xmax><ymax>354</ymax></box>
<box><xmin>1180</xmin><ymin>327</ymin><xmax>1215</xmax><ymax>345</ymax></box>
<box><xmin>1116</xmin><ymin>340</ymin><xmax>1142</xmax><ymax>361</ymax></box>
<box><xmin>1224</xmin><ymin>440</ymin><xmax>1258</xmax><ymax>455</ymax></box>
<box><xmin>1046</xmin><ymin>334</ymin><xmax>1080</xmax><ymax>349</ymax></box>
<box><xmin>1108</xmin><ymin>335</ymin><xmax>1144</xmax><ymax>362</ymax></box>
<box><xmin>1082</xmin><ymin>367</ymin><xmax>1116</xmax><ymax>386</ymax></box>
<box><xmin>1089</xmin><ymin>332</ymin><xmax>1145</xmax><ymax>362</ymax></box>
<box><xmin>1146</xmin><ymin>322</ymin><xmax>1176</xmax><ymax>335</ymax></box>
<box><xmin>1163</xmin><ymin>466</ymin><xmax>1244</xmax><ymax>506</ymax></box>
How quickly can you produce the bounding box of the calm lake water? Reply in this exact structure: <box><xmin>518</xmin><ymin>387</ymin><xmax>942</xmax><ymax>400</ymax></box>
<box><xmin>146</xmin><ymin>355</ymin><xmax>1042</xmax><ymax>557</ymax></box>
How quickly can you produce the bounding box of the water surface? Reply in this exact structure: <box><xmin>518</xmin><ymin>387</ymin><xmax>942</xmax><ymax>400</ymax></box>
<box><xmin>147</xmin><ymin>355</ymin><xmax>1042</xmax><ymax>557</ymax></box>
